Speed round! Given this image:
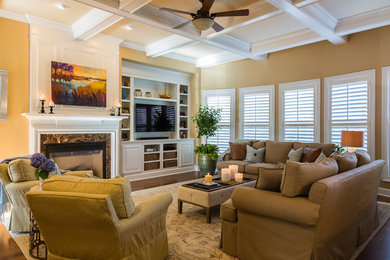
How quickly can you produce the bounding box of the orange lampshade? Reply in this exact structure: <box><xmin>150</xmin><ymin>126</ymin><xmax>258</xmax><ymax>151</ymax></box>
<box><xmin>341</xmin><ymin>130</ymin><xmax>363</xmax><ymax>147</ymax></box>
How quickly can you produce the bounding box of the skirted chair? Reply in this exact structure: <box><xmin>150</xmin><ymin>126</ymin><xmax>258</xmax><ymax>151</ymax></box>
<box><xmin>26</xmin><ymin>175</ymin><xmax>173</xmax><ymax>260</ymax></box>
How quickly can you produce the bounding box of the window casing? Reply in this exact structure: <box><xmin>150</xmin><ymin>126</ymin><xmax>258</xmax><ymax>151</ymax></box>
<box><xmin>279</xmin><ymin>79</ymin><xmax>320</xmax><ymax>143</ymax></box>
<box><xmin>324</xmin><ymin>69</ymin><xmax>375</xmax><ymax>158</ymax></box>
<box><xmin>238</xmin><ymin>85</ymin><xmax>275</xmax><ymax>140</ymax></box>
<box><xmin>202</xmin><ymin>89</ymin><xmax>235</xmax><ymax>153</ymax></box>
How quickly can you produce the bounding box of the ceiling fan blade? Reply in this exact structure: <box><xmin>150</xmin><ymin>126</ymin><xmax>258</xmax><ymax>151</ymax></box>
<box><xmin>201</xmin><ymin>0</ymin><xmax>215</xmax><ymax>12</ymax></box>
<box><xmin>212</xmin><ymin>9</ymin><xmax>249</xmax><ymax>17</ymax></box>
<box><xmin>173</xmin><ymin>20</ymin><xmax>192</xmax><ymax>30</ymax></box>
<box><xmin>212</xmin><ymin>21</ymin><xmax>224</xmax><ymax>32</ymax></box>
<box><xmin>160</xmin><ymin>7</ymin><xmax>195</xmax><ymax>16</ymax></box>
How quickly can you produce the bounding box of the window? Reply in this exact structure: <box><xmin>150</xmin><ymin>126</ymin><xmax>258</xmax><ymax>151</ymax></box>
<box><xmin>238</xmin><ymin>85</ymin><xmax>275</xmax><ymax>140</ymax></box>
<box><xmin>324</xmin><ymin>70</ymin><xmax>375</xmax><ymax>157</ymax></box>
<box><xmin>279</xmin><ymin>79</ymin><xmax>320</xmax><ymax>142</ymax></box>
<box><xmin>202</xmin><ymin>89</ymin><xmax>235</xmax><ymax>153</ymax></box>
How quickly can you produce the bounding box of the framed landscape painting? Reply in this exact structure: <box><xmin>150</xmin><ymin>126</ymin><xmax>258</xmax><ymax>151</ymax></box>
<box><xmin>51</xmin><ymin>61</ymin><xmax>107</xmax><ymax>107</ymax></box>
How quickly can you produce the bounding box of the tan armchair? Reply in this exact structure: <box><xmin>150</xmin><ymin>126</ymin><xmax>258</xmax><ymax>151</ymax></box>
<box><xmin>221</xmin><ymin>160</ymin><xmax>385</xmax><ymax>260</ymax></box>
<box><xmin>26</xmin><ymin>177</ymin><xmax>173</xmax><ymax>260</ymax></box>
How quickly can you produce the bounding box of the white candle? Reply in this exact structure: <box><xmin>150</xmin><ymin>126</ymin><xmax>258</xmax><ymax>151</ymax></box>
<box><xmin>48</xmin><ymin>100</ymin><xmax>54</xmax><ymax>106</ymax></box>
<box><xmin>40</xmin><ymin>95</ymin><xmax>45</xmax><ymax>101</ymax></box>
<box><xmin>221</xmin><ymin>168</ymin><xmax>231</xmax><ymax>182</ymax></box>
<box><xmin>235</xmin><ymin>173</ymin><xmax>243</xmax><ymax>183</ymax></box>
<box><xmin>117</xmin><ymin>103</ymin><xmax>122</xmax><ymax>108</ymax></box>
<box><xmin>229</xmin><ymin>165</ymin><xmax>238</xmax><ymax>179</ymax></box>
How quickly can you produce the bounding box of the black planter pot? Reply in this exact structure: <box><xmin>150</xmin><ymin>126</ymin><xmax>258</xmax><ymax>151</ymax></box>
<box><xmin>198</xmin><ymin>154</ymin><xmax>217</xmax><ymax>176</ymax></box>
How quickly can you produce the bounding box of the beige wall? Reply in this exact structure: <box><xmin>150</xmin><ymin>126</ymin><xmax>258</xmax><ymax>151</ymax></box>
<box><xmin>200</xmin><ymin>25</ymin><xmax>390</xmax><ymax>160</ymax></box>
<box><xmin>0</xmin><ymin>17</ymin><xmax>30</xmax><ymax>159</ymax></box>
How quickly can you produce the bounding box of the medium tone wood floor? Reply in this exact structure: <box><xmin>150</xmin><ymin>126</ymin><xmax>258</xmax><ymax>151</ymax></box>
<box><xmin>1</xmin><ymin>171</ymin><xmax>390</xmax><ymax>260</ymax></box>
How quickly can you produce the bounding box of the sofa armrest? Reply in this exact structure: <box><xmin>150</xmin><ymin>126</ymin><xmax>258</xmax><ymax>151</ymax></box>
<box><xmin>231</xmin><ymin>187</ymin><xmax>320</xmax><ymax>226</ymax></box>
<box><xmin>220</xmin><ymin>199</ymin><xmax>237</xmax><ymax>222</ymax></box>
<box><xmin>0</xmin><ymin>164</ymin><xmax>11</xmax><ymax>186</ymax></box>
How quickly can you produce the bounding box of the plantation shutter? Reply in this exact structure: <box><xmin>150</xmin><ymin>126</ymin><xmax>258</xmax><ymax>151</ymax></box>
<box><xmin>240</xmin><ymin>86</ymin><xmax>274</xmax><ymax>140</ymax></box>
<box><xmin>330</xmin><ymin>81</ymin><xmax>368</xmax><ymax>149</ymax></box>
<box><xmin>203</xmin><ymin>89</ymin><xmax>235</xmax><ymax>153</ymax></box>
<box><xmin>279</xmin><ymin>79</ymin><xmax>320</xmax><ymax>143</ymax></box>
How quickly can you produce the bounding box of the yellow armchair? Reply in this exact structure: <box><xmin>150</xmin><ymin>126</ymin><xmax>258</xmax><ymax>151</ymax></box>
<box><xmin>26</xmin><ymin>180</ymin><xmax>173</xmax><ymax>260</ymax></box>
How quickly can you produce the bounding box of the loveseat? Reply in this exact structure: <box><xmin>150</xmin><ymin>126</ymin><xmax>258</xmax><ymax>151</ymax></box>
<box><xmin>220</xmin><ymin>151</ymin><xmax>384</xmax><ymax>259</ymax></box>
<box><xmin>217</xmin><ymin>140</ymin><xmax>335</xmax><ymax>178</ymax></box>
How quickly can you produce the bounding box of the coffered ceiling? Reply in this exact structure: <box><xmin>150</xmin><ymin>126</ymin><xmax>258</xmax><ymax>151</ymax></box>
<box><xmin>1</xmin><ymin>0</ymin><xmax>390</xmax><ymax>68</ymax></box>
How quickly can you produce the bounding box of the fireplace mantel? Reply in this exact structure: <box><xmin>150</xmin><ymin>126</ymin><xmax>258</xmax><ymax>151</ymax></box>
<box><xmin>22</xmin><ymin>113</ymin><xmax>126</xmax><ymax>178</ymax></box>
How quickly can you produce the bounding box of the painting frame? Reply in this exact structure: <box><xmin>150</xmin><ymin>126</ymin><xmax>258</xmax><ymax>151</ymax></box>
<box><xmin>51</xmin><ymin>61</ymin><xmax>107</xmax><ymax>108</ymax></box>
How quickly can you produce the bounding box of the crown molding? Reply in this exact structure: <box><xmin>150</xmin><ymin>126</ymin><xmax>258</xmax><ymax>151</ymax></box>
<box><xmin>0</xmin><ymin>9</ymin><xmax>28</xmax><ymax>23</ymax></box>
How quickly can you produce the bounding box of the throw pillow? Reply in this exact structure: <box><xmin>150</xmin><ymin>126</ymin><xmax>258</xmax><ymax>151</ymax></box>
<box><xmin>281</xmin><ymin>158</ymin><xmax>339</xmax><ymax>197</ymax></box>
<box><xmin>8</xmin><ymin>159</ymin><xmax>38</xmax><ymax>182</ymax></box>
<box><xmin>264</xmin><ymin>141</ymin><xmax>293</xmax><ymax>164</ymax></box>
<box><xmin>330</xmin><ymin>152</ymin><xmax>358</xmax><ymax>173</ymax></box>
<box><xmin>287</xmin><ymin>147</ymin><xmax>304</xmax><ymax>162</ymax></box>
<box><xmin>252</xmin><ymin>141</ymin><xmax>266</xmax><ymax>149</ymax></box>
<box><xmin>314</xmin><ymin>152</ymin><xmax>327</xmax><ymax>163</ymax></box>
<box><xmin>301</xmin><ymin>147</ymin><xmax>322</xmax><ymax>162</ymax></box>
<box><xmin>229</xmin><ymin>142</ymin><xmax>251</xmax><ymax>160</ymax></box>
<box><xmin>354</xmin><ymin>149</ymin><xmax>371</xmax><ymax>167</ymax></box>
<box><xmin>43</xmin><ymin>175</ymin><xmax>135</xmax><ymax>219</ymax></box>
<box><xmin>256</xmin><ymin>168</ymin><xmax>283</xmax><ymax>192</ymax></box>
<box><xmin>245</xmin><ymin>145</ymin><xmax>265</xmax><ymax>163</ymax></box>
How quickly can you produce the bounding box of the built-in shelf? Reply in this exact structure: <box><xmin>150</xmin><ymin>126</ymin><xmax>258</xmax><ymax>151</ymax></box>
<box><xmin>122</xmin><ymin>128</ymin><xmax>130</xmax><ymax>131</ymax></box>
<box><xmin>163</xmin><ymin>158</ymin><xmax>177</xmax><ymax>161</ymax></box>
<box><xmin>122</xmin><ymin>100</ymin><xmax>130</xmax><ymax>103</ymax></box>
<box><xmin>163</xmin><ymin>150</ymin><xmax>177</xmax><ymax>153</ymax></box>
<box><xmin>122</xmin><ymin>113</ymin><xmax>130</xmax><ymax>116</ymax></box>
<box><xmin>180</xmin><ymin>104</ymin><xmax>188</xmax><ymax>107</ymax></box>
<box><xmin>144</xmin><ymin>151</ymin><xmax>160</xmax><ymax>154</ymax></box>
<box><xmin>180</xmin><ymin>128</ymin><xmax>188</xmax><ymax>130</ymax></box>
<box><xmin>134</xmin><ymin>97</ymin><xmax>177</xmax><ymax>102</ymax></box>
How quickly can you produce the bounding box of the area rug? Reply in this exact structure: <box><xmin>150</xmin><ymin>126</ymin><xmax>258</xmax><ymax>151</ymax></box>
<box><xmin>7</xmin><ymin>180</ymin><xmax>390</xmax><ymax>260</ymax></box>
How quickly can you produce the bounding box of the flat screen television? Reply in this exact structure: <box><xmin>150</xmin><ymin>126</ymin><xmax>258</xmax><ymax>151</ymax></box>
<box><xmin>135</xmin><ymin>104</ymin><xmax>175</xmax><ymax>132</ymax></box>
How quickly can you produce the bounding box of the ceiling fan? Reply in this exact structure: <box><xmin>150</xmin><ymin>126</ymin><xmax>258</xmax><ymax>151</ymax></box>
<box><xmin>160</xmin><ymin>0</ymin><xmax>249</xmax><ymax>32</ymax></box>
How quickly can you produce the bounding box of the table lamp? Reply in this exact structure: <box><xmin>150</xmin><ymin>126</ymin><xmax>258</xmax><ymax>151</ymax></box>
<box><xmin>341</xmin><ymin>130</ymin><xmax>363</xmax><ymax>152</ymax></box>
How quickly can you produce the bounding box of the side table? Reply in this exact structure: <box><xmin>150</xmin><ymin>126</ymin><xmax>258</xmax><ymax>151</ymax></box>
<box><xmin>29</xmin><ymin>185</ymin><xmax>47</xmax><ymax>260</ymax></box>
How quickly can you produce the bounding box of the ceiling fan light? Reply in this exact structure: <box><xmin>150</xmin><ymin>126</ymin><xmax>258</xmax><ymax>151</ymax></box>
<box><xmin>192</xmin><ymin>17</ymin><xmax>214</xmax><ymax>31</ymax></box>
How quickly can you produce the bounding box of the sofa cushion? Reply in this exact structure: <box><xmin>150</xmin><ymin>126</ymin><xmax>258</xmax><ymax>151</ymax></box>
<box><xmin>264</xmin><ymin>141</ymin><xmax>293</xmax><ymax>164</ymax></box>
<box><xmin>287</xmin><ymin>147</ymin><xmax>304</xmax><ymax>162</ymax></box>
<box><xmin>252</xmin><ymin>141</ymin><xmax>266</xmax><ymax>149</ymax></box>
<box><xmin>330</xmin><ymin>152</ymin><xmax>358</xmax><ymax>173</ymax></box>
<box><xmin>301</xmin><ymin>147</ymin><xmax>322</xmax><ymax>162</ymax></box>
<box><xmin>281</xmin><ymin>158</ymin><xmax>338</xmax><ymax>197</ymax></box>
<box><xmin>8</xmin><ymin>159</ymin><xmax>38</xmax><ymax>182</ymax></box>
<box><xmin>354</xmin><ymin>149</ymin><xmax>371</xmax><ymax>167</ymax></box>
<box><xmin>293</xmin><ymin>142</ymin><xmax>335</xmax><ymax>157</ymax></box>
<box><xmin>245</xmin><ymin>145</ymin><xmax>265</xmax><ymax>163</ymax></box>
<box><xmin>42</xmin><ymin>175</ymin><xmax>135</xmax><ymax>219</ymax></box>
<box><xmin>217</xmin><ymin>161</ymin><xmax>250</xmax><ymax>173</ymax></box>
<box><xmin>230</xmin><ymin>142</ymin><xmax>251</xmax><ymax>160</ymax></box>
<box><xmin>256</xmin><ymin>168</ymin><xmax>284</xmax><ymax>192</ymax></box>
<box><xmin>245</xmin><ymin>163</ymin><xmax>281</xmax><ymax>175</ymax></box>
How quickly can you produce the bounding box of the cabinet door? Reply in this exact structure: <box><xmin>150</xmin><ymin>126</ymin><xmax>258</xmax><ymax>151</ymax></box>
<box><xmin>180</xmin><ymin>141</ymin><xmax>194</xmax><ymax>167</ymax></box>
<box><xmin>122</xmin><ymin>144</ymin><xmax>143</xmax><ymax>174</ymax></box>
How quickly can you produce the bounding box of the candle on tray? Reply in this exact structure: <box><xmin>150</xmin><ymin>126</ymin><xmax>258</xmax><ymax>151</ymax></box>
<box><xmin>204</xmin><ymin>173</ymin><xmax>212</xmax><ymax>184</ymax></box>
<box><xmin>221</xmin><ymin>168</ymin><xmax>231</xmax><ymax>182</ymax></box>
<box><xmin>235</xmin><ymin>173</ymin><xmax>243</xmax><ymax>183</ymax></box>
<box><xmin>229</xmin><ymin>164</ymin><xmax>238</xmax><ymax>179</ymax></box>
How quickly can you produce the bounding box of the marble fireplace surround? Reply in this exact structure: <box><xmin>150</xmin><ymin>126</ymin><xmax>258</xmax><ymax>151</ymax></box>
<box><xmin>22</xmin><ymin>113</ymin><xmax>126</xmax><ymax>178</ymax></box>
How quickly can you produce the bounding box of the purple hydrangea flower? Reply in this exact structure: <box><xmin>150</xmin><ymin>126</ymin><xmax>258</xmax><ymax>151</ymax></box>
<box><xmin>30</xmin><ymin>153</ymin><xmax>48</xmax><ymax>168</ymax></box>
<box><xmin>39</xmin><ymin>159</ymin><xmax>56</xmax><ymax>173</ymax></box>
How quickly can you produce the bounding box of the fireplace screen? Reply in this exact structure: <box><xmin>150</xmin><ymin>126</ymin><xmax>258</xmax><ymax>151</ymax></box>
<box><xmin>46</xmin><ymin>142</ymin><xmax>106</xmax><ymax>179</ymax></box>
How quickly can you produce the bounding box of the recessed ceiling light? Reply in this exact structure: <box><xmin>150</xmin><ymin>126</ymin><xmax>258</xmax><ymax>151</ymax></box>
<box><xmin>55</xmin><ymin>2</ymin><xmax>68</xmax><ymax>10</ymax></box>
<box><xmin>124</xmin><ymin>24</ymin><xmax>134</xmax><ymax>30</ymax></box>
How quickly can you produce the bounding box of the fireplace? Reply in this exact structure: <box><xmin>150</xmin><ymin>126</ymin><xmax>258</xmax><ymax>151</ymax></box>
<box><xmin>46</xmin><ymin>142</ymin><xmax>107</xmax><ymax>179</ymax></box>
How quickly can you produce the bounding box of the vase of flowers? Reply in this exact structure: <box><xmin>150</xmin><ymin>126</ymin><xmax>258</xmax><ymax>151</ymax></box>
<box><xmin>30</xmin><ymin>153</ymin><xmax>56</xmax><ymax>189</ymax></box>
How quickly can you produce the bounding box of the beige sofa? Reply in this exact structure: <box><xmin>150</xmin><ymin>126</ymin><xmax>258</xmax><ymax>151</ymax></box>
<box><xmin>220</xmin><ymin>158</ymin><xmax>384</xmax><ymax>259</ymax></box>
<box><xmin>217</xmin><ymin>140</ymin><xmax>335</xmax><ymax>178</ymax></box>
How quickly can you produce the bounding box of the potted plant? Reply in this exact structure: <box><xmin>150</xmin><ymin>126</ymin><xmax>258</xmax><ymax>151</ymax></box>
<box><xmin>192</xmin><ymin>106</ymin><xmax>221</xmax><ymax>176</ymax></box>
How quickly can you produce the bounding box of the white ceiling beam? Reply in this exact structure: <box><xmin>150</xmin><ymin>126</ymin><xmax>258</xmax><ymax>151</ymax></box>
<box><xmin>73</xmin><ymin>0</ymin><xmax>263</xmax><ymax>60</ymax></box>
<box><xmin>145</xmin><ymin>35</ymin><xmax>194</xmax><ymax>57</ymax></box>
<box><xmin>204</xmin><ymin>0</ymin><xmax>319</xmax><ymax>39</ymax></box>
<box><xmin>72</xmin><ymin>8</ymin><xmax>123</xmax><ymax>40</ymax></box>
<box><xmin>72</xmin><ymin>0</ymin><xmax>151</xmax><ymax>41</ymax></box>
<box><xmin>196</xmin><ymin>51</ymin><xmax>268</xmax><ymax>68</ymax></box>
<box><xmin>265</xmin><ymin>0</ymin><xmax>347</xmax><ymax>45</ymax></box>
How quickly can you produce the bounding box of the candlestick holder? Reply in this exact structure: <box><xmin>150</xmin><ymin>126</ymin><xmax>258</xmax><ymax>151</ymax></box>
<box><xmin>49</xmin><ymin>105</ymin><xmax>54</xmax><ymax>114</ymax></box>
<box><xmin>39</xmin><ymin>100</ymin><xmax>46</xmax><ymax>114</ymax></box>
<box><xmin>116</xmin><ymin>107</ymin><xmax>121</xmax><ymax>116</ymax></box>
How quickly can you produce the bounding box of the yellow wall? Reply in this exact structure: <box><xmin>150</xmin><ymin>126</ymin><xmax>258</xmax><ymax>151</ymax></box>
<box><xmin>200</xmin><ymin>25</ymin><xmax>390</xmax><ymax>160</ymax></box>
<box><xmin>0</xmin><ymin>17</ymin><xmax>30</xmax><ymax>159</ymax></box>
